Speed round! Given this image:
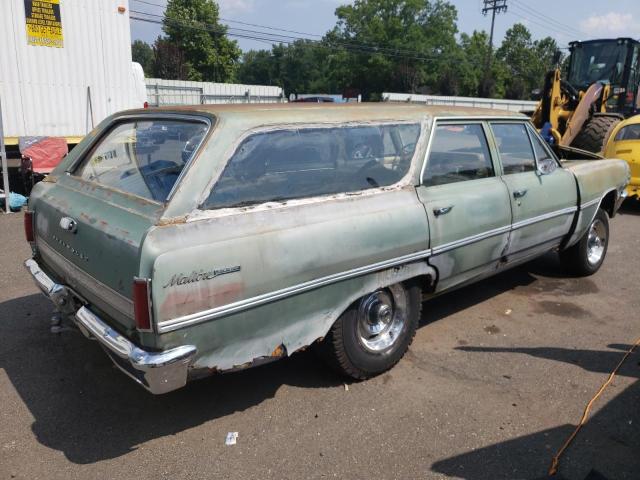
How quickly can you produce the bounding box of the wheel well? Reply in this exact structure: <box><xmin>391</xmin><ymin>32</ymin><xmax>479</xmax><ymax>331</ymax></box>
<box><xmin>409</xmin><ymin>271</ymin><xmax>437</xmax><ymax>294</ymax></box>
<box><xmin>600</xmin><ymin>190</ymin><xmax>617</xmax><ymax>218</ymax></box>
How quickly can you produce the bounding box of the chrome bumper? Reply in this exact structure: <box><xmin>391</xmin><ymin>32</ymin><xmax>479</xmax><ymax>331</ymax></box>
<box><xmin>24</xmin><ymin>259</ymin><xmax>197</xmax><ymax>394</ymax></box>
<box><xmin>615</xmin><ymin>188</ymin><xmax>628</xmax><ymax>213</ymax></box>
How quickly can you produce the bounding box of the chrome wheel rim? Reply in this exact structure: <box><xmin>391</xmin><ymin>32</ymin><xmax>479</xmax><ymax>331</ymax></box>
<box><xmin>587</xmin><ymin>218</ymin><xmax>607</xmax><ymax>266</ymax></box>
<box><xmin>356</xmin><ymin>285</ymin><xmax>407</xmax><ymax>353</ymax></box>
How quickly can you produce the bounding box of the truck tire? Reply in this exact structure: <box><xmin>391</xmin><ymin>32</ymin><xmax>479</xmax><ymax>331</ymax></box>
<box><xmin>318</xmin><ymin>281</ymin><xmax>421</xmax><ymax>380</ymax></box>
<box><xmin>560</xmin><ymin>208</ymin><xmax>609</xmax><ymax>276</ymax></box>
<box><xmin>571</xmin><ymin>115</ymin><xmax>621</xmax><ymax>154</ymax></box>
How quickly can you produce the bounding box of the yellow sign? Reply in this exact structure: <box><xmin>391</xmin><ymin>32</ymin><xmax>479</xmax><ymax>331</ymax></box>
<box><xmin>24</xmin><ymin>0</ymin><xmax>63</xmax><ymax>48</ymax></box>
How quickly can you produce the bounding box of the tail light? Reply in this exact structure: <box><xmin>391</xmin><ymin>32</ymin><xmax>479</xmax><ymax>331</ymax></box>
<box><xmin>24</xmin><ymin>211</ymin><xmax>35</xmax><ymax>242</ymax></box>
<box><xmin>133</xmin><ymin>277</ymin><xmax>153</xmax><ymax>332</ymax></box>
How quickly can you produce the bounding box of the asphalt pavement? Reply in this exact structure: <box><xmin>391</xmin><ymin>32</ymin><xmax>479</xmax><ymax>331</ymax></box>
<box><xmin>1</xmin><ymin>203</ymin><xmax>639</xmax><ymax>480</ymax></box>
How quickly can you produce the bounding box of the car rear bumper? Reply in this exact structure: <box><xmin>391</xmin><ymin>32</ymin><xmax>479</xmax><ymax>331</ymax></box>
<box><xmin>24</xmin><ymin>258</ymin><xmax>197</xmax><ymax>394</ymax></box>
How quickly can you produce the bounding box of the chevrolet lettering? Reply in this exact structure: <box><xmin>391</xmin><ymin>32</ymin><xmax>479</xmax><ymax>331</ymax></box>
<box><xmin>23</xmin><ymin>104</ymin><xmax>629</xmax><ymax>394</ymax></box>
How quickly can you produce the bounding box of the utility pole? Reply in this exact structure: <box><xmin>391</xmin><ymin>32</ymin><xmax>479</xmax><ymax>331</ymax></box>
<box><xmin>480</xmin><ymin>0</ymin><xmax>507</xmax><ymax>98</ymax></box>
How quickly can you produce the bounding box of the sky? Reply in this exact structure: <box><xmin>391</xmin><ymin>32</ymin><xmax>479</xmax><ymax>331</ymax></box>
<box><xmin>129</xmin><ymin>0</ymin><xmax>640</xmax><ymax>52</ymax></box>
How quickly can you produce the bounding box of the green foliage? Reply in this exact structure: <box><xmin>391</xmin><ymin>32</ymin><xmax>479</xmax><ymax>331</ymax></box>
<box><xmin>152</xmin><ymin>36</ymin><xmax>190</xmax><ymax>80</ymax></box>
<box><xmin>160</xmin><ymin>0</ymin><xmax>241</xmax><ymax>82</ymax></box>
<box><xmin>131</xmin><ymin>40</ymin><xmax>154</xmax><ymax>77</ymax></box>
<box><xmin>496</xmin><ymin>23</ymin><xmax>560</xmax><ymax>99</ymax></box>
<box><xmin>148</xmin><ymin>0</ymin><xmax>563</xmax><ymax>100</ymax></box>
<box><xmin>329</xmin><ymin>0</ymin><xmax>461</xmax><ymax>96</ymax></box>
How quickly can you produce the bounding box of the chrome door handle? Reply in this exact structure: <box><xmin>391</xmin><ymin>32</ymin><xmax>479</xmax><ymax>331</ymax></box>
<box><xmin>433</xmin><ymin>206</ymin><xmax>453</xmax><ymax>216</ymax></box>
<box><xmin>513</xmin><ymin>189</ymin><xmax>528</xmax><ymax>199</ymax></box>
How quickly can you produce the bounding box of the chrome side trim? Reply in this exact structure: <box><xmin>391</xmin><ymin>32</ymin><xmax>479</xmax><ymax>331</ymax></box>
<box><xmin>431</xmin><ymin>224</ymin><xmax>511</xmax><ymax>255</ymax></box>
<box><xmin>156</xmin><ymin>248</ymin><xmax>433</xmax><ymax>333</ymax></box>
<box><xmin>158</xmin><ymin>204</ymin><xmax>581</xmax><ymax>332</ymax></box>
<box><xmin>580</xmin><ymin>197</ymin><xmax>600</xmax><ymax>209</ymax></box>
<box><xmin>511</xmin><ymin>206</ymin><xmax>578</xmax><ymax>230</ymax></box>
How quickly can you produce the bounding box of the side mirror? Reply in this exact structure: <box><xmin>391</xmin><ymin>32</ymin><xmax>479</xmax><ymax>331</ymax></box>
<box><xmin>537</xmin><ymin>157</ymin><xmax>558</xmax><ymax>175</ymax></box>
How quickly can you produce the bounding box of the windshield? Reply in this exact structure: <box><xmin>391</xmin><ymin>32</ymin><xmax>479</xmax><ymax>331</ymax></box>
<box><xmin>568</xmin><ymin>41</ymin><xmax>629</xmax><ymax>89</ymax></box>
<box><xmin>74</xmin><ymin>119</ymin><xmax>208</xmax><ymax>202</ymax></box>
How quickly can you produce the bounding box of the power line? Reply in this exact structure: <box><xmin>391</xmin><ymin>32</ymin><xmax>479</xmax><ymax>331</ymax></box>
<box><xmin>510</xmin><ymin>0</ymin><xmax>585</xmax><ymax>38</ymax></box>
<box><xmin>130</xmin><ymin>9</ymin><xmax>454</xmax><ymax>62</ymax></box>
<box><xmin>131</xmin><ymin>3</ymin><xmax>446</xmax><ymax>60</ymax></box>
<box><xmin>130</xmin><ymin>13</ymin><xmax>452</xmax><ymax>63</ymax></box>
<box><xmin>131</xmin><ymin>0</ymin><xmax>327</xmax><ymax>38</ymax></box>
<box><xmin>506</xmin><ymin>9</ymin><xmax>578</xmax><ymax>40</ymax></box>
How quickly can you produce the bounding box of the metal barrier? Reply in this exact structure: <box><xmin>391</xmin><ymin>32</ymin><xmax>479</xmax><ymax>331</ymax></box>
<box><xmin>146</xmin><ymin>79</ymin><xmax>286</xmax><ymax>106</ymax></box>
<box><xmin>382</xmin><ymin>92</ymin><xmax>538</xmax><ymax>113</ymax></box>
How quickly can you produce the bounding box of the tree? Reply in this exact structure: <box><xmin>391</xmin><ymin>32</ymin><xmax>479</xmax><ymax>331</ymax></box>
<box><xmin>152</xmin><ymin>36</ymin><xmax>190</xmax><ymax>80</ymax></box>
<box><xmin>132</xmin><ymin>40</ymin><xmax>154</xmax><ymax>77</ymax></box>
<box><xmin>496</xmin><ymin>23</ymin><xmax>560</xmax><ymax>99</ymax></box>
<box><xmin>327</xmin><ymin>0</ymin><xmax>461</xmax><ymax>98</ymax></box>
<box><xmin>162</xmin><ymin>0</ymin><xmax>241</xmax><ymax>82</ymax></box>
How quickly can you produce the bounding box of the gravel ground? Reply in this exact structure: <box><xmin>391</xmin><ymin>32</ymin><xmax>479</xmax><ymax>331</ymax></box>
<box><xmin>0</xmin><ymin>203</ymin><xmax>638</xmax><ymax>480</ymax></box>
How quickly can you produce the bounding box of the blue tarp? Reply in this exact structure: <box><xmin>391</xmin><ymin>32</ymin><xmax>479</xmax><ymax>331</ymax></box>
<box><xmin>0</xmin><ymin>192</ymin><xmax>28</xmax><ymax>212</ymax></box>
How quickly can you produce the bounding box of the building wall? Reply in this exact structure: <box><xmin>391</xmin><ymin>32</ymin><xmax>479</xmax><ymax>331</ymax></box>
<box><xmin>0</xmin><ymin>0</ymin><xmax>145</xmax><ymax>143</ymax></box>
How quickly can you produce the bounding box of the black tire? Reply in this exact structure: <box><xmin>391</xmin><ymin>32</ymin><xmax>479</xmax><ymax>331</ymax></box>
<box><xmin>571</xmin><ymin>115</ymin><xmax>621</xmax><ymax>154</ymax></box>
<box><xmin>318</xmin><ymin>281</ymin><xmax>421</xmax><ymax>380</ymax></box>
<box><xmin>560</xmin><ymin>208</ymin><xmax>609</xmax><ymax>276</ymax></box>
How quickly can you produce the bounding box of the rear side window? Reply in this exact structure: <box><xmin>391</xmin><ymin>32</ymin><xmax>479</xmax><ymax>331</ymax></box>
<box><xmin>614</xmin><ymin>124</ymin><xmax>640</xmax><ymax>141</ymax></box>
<box><xmin>492</xmin><ymin>123</ymin><xmax>536</xmax><ymax>174</ymax></box>
<box><xmin>74</xmin><ymin>119</ymin><xmax>208</xmax><ymax>202</ymax></box>
<box><xmin>204</xmin><ymin>123</ymin><xmax>421</xmax><ymax>209</ymax></box>
<box><xmin>423</xmin><ymin>123</ymin><xmax>494</xmax><ymax>187</ymax></box>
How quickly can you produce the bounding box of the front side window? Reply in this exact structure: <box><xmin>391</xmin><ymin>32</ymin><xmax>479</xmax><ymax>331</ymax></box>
<box><xmin>527</xmin><ymin>126</ymin><xmax>555</xmax><ymax>162</ymax></box>
<box><xmin>204</xmin><ymin>123</ymin><xmax>421</xmax><ymax>209</ymax></box>
<box><xmin>492</xmin><ymin>123</ymin><xmax>536</xmax><ymax>174</ymax></box>
<box><xmin>423</xmin><ymin>123</ymin><xmax>494</xmax><ymax>187</ymax></box>
<box><xmin>74</xmin><ymin>119</ymin><xmax>208</xmax><ymax>202</ymax></box>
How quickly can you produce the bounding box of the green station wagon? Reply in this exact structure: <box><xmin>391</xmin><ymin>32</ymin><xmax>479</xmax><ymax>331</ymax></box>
<box><xmin>24</xmin><ymin>104</ymin><xmax>629</xmax><ymax>394</ymax></box>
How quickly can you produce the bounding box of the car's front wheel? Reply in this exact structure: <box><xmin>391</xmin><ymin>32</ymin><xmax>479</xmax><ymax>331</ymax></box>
<box><xmin>560</xmin><ymin>208</ymin><xmax>609</xmax><ymax>276</ymax></box>
<box><xmin>318</xmin><ymin>281</ymin><xmax>421</xmax><ymax>379</ymax></box>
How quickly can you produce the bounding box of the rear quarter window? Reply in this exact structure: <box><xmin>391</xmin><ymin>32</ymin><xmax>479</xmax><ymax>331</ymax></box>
<box><xmin>203</xmin><ymin>123</ymin><xmax>421</xmax><ymax>209</ymax></box>
<box><xmin>73</xmin><ymin>119</ymin><xmax>208</xmax><ymax>202</ymax></box>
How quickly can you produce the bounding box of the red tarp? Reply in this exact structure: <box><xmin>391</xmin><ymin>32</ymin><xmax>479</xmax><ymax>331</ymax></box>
<box><xmin>19</xmin><ymin>137</ymin><xmax>68</xmax><ymax>174</ymax></box>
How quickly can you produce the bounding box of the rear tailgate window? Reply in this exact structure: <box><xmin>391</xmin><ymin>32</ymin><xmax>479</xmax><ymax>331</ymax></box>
<box><xmin>73</xmin><ymin>119</ymin><xmax>208</xmax><ymax>202</ymax></box>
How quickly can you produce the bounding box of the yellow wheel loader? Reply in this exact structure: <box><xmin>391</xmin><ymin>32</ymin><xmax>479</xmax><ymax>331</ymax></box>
<box><xmin>532</xmin><ymin>38</ymin><xmax>640</xmax><ymax>154</ymax></box>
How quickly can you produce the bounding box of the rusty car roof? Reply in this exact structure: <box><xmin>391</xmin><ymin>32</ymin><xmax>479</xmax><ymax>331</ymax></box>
<box><xmin>124</xmin><ymin>102</ymin><xmax>526</xmax><ymax>123</ymax></box>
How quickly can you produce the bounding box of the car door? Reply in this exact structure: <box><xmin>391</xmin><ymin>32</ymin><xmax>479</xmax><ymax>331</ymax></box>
<box><xmin>416</xmin><ymin>121</ymin><xmax>512</xmax><ymax>293</ymax></box>
<box><xmin>489</xmin><ymin>121</ymin><xmax>578</xmax><ymax>264</ymax></box>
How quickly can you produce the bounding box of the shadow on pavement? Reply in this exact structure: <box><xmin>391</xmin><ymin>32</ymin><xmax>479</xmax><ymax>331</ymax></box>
<box><xmin>431</xmin><ymin>345</ymin><xmax>640</xmax><ymax>479</ymax></box>
<box><xmin>618</xmin><ymin>197</ymin><xmax>640</xmax><ymax>216</ymax></box>
<box><xmin>0</xmin><ymin>253</ymin><xmax>594</xmax><ymax>465</ymax></box>
<box><xmin>0</xmin><ymin>293</ymin><xmax>343</xmax><ymax>464</ymax></box>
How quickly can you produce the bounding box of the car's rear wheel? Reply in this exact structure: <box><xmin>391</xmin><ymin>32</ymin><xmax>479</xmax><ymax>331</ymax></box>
<box><xmin>318</xmin><ymin>281</ymin><xmax>421</xmax><ymax>379</ymax></box>
<box><xmin>560</xmin><ymin>208</ymin><xmax>609</xmax><ymax>276</ymax></box>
